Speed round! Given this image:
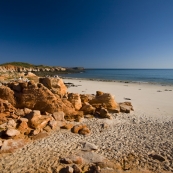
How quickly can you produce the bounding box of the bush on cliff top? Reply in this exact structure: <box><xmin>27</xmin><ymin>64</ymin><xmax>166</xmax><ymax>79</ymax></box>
<box><xmin>0</xmin><ymin>62</ymin><xmax>51</xmax><ymax>68</ymax></box>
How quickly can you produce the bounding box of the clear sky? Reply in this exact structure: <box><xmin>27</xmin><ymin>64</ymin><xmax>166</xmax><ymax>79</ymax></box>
<box><xmin>0</xmin><ymin>0</ymin><xmax>173</xmax><ymax>68</ymax></box>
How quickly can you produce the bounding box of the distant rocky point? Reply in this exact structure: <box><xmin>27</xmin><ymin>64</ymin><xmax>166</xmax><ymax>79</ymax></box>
<box><xmin>0</xmin><ymin>62</ymin><xmax>85</xmax><ymax>74</ymax></box>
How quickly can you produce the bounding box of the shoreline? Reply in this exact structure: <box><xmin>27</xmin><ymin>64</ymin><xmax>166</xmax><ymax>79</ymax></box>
<box><xmin>61</xmin><ymin>76</ymin><xmax>173</xmax><ymax>87</ymax></box>
<box><xmin>63</xmin><ymin>77</ymin><xmax>173</xmax><ymax>119</ymax></box>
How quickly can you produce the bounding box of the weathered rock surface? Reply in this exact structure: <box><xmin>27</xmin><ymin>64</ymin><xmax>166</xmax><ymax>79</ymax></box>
<box><xmin>0</xmin><ymin>64</ymin><xmax>67</xmax><ymax>73</ymax></box>
<box><xmin>89</xmin><ymin>92</ymin><xmax>118</xmax><ymax>111</ymax></box>
<box><xmin>119</xmin><ymin>102</ymin><xmax>134</xmax><ymax>113</ymax></box>
<box><xmin>39</xmin><ymin>77</ymin><xmax>67</xmax><ymax>97</ymax></box>
<box><xmin>72</xmin><ymin>124</ymin><xmax>90</xmax><ymax>135</ymax></box>
<box><xmin>68</xmin><ymin>93</ymin><xmax>82</xmax><ymax>110</ymax></box>
<box><xmin>80</xmin><ymin>94</ymin><xmax>95</xmax><ymax>103</ymax></box>
<box><xmin>52</xmin><ymin>111</ymin><xmax>65</xmax><ymax>121</ymax></box>
<box><xmin>26</xmin><ymin>110</ymin><xmax>52</xmax><ymax>130</ymax></box>
<box><xmin>96</xmin><ymin>108</ymin><xmax>112</xmax><ymax>119</ymax></box>
<box><xmin>80</xmin><ymin>102</ymin><xmax>95</xmax><ymax>115</ymax></box>
<box><xmin>0</xmin><ymin>80</ymin><xmax>78</xmax><ymax>116</ymax></box>
<box><xmin>0</xmin><ymin>87</ymin><xmax>16</xmax><ymax>106</ymax></box>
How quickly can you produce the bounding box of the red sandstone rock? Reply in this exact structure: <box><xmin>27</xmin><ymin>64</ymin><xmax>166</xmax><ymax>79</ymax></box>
<box><xmin>68</xmin><ymin>93</ymin><xmax>82</xmax><ymax>110</ymax></box>
<box><xmin>80</xmin><ymin>94</ymin><xmax>95</xmax><ymax>103</ymax></box>
<box><xmin>96</xmin><ymin>91</ymin><xmax>104</xmax><ymax>96</ymax></box>
<box><xmin>49</xmin><ymin>120</ymin><xmax>59</xmax><ymax>130</ymax></box>
<box><xmin>52</xmin><ymin>111</ymin><xmax>64</xmax><ymax>121</ymax></box>
<box><xmin>80</xmin><ymin>102</ymin><xmax>95</xmax><ymax>115</ymax></box>
<box><xmin>0</xmin><ymin>86</ymin><xmax>16</xmax><ymax>106</ymax></box>
<box><xmin>89</xmin><ymin>92</ymin><xmax>118</xmax><ymax>111</ymax></box>
<box><xmin>99</xmin><ymin>108</ymin><xmax>112</xmax><ymax>119</ymax></box>
<box><xmin>0</xmin><ymin>98</ymin><xmax>16</xmax><ymax>113</ymax></box>
<box><xmin>119</xmin><ymin>102</ymin><xmax>134</xmax><ymax>113</ymax></box>
<box><xmin>61</xmin><ymin>123</ymin><xmax>74</xmax><ymax>130</ymax></box>
<box><xmin>78</xmin><ymin>127</ymin><xmax>90</xmax><ymax>135</ymax></box>
<box><xmin>17</xmin><ymin>121</ymin><xmax>29</xmax><ymax>132</ymax></box>
<box><xmin>71</xmin><ymin>124</ymin><xmax>85</xmax><ymax>133</ymax></box>
<box><xmin>71</xmin><ymin>124</ymin><xmax>90</xmax><ymax>135</ymax></box>
<box><xmin>39</xmin><ymin>77</ymin><xmax>67</xmax><ymax>97</ymax></box>
<box><xmin>26</xmin><ymin>110</ymin><xmax>51</xmax><ymax>130</ymax></box>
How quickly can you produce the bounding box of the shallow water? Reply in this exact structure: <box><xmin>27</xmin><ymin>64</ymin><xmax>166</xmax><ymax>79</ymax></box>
<box><xmin>60</xmin><ymin>69</ymin><xmax>173</xmax><ymax>85</ymax></box>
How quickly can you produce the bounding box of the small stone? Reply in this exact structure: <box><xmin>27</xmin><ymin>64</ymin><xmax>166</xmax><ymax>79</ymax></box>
<box><xmin>23</xmin><ymin>108</ymin><xmax>32</xmax><ymax>115</ymax></box>
<box><xmin>19</xmin><ymin>118</ymin><xmax>28</xmax><ymax>122</ymax></box>
<box><xmin>15</xmin><ymin>109</ymin><xmax>25</xmax><ymax>116</ymax></box>
<box><xmin>6</xmin><ymin>129</ymin><xmax>20</xmax><ymax>137</ymax></box>
<box><xmin>72</xmin><ymin>124</ymin><xmax>84</xmax><ymax>133</ymax></box>
<box><xmin>81</xmin><ymin>142</ymin><xmax>98</xmax><ymax>151</ymax></box>
<box><xmin>7</xmin><ymin>119</ymin><xmax>16</xmax><ymax>128</ymax></box>
<box><xmin>78</xmin><ymin>127</ymin><xmax>90</xmax><ymax>135</ymax></box>
<box><xmin>99</xmin><ymin>108</ymin><xmax>112</xmax><ymax>119</ymax></box>
<box><xmin>49</xmin><ymin>120</ymin><xmax>58</xmax><ymax>130</ymax></box>
<box><xmin>61</xmin><ymin>123</ymin><xmax>74</xmax><ymax>130</ymax></box>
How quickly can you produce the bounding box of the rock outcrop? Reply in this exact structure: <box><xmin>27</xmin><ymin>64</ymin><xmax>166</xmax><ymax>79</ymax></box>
<box><xmin>39</xmin><ymin>77</ymin><xmax>67</xmax><ymax>97</ymax></box>
<box><xmin>89</xmin><ymin>92</ymin><xmax>118</xmax><ymax>111</ymax></box>
<box><xmin>0</xmin><ymin>81</ymin><xmax>76</xmax><ymax>116</ymax></box>
<box><xmin>0</xmin><ymin>64</ymin><xmax>66</xmax><ymax>73</ymax></box>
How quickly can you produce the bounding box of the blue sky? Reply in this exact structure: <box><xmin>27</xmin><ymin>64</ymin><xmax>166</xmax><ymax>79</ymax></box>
<box><xmin>0</xmin><ymin>0</ymin><xmax>173</xmax><ymax>68</ymax></box>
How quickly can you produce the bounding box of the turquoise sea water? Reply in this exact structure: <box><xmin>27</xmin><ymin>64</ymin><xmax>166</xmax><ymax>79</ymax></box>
<box><xmin>60</xmin><ymin>69</ymin><xmax>173</xmax><ymax>85</ymax></box>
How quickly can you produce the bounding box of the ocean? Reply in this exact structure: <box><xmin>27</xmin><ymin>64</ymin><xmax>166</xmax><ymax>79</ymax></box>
<box><xmin>60</xmin><ymin>69</ymin><xmax>173</xmax><ymax>85</ymax></box>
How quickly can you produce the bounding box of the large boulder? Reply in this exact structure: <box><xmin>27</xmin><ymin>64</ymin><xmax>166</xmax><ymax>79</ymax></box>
<box><xmin>68</xmin><ymin>93</ymin><xmax>82</xmax><ymax>110</ymax></box>
<box><xmin>12</xmin><ymin>81</ymin><xmax>76</xmax><ymax>115</ymax></box>
<box><xmin>89</xmin><ymin>91</ymin><xmax>118</xmax><ymax>111</ymax></box>
<box><xmin>0</xmin><ymin>81</ymin><xmax>81</xmax><ymax>120</ymax></box>
<box><xmin>39</xmin><ymin>77</ymin><xmax>67</xmax><ymax>97</ymax></box>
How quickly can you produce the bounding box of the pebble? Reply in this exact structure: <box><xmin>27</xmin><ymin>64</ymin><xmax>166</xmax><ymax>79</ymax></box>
<box><xmin>0</xmin><ymin>113</ymin><xmax>173</xmax><ymax>172</ymax></box>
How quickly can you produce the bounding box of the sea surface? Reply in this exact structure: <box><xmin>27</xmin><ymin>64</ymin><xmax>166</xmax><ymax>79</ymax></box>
<box><xmin>60</xmin><ymin>69</ymin><xmax>173</xmax><ymax>85</ymax></box>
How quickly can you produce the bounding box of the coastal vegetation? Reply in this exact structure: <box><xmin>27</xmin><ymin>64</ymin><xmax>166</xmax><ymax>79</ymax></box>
<box><xmin>0</xmin><ymin>62</ymin><xmax>55</xmax><ymax>68</ymax></box>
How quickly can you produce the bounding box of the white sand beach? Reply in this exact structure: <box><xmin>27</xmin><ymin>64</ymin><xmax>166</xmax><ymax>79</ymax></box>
<box><xmin>64</xmin><ymin>78</ymin><xmax>173</xmax><ymax>119</ymax></box>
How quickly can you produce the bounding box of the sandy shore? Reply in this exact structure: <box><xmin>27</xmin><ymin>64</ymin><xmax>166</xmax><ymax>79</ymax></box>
<box><xmin>63</xmin><ymin>78</ymin><xmax>173</xmax><ymax>119</ymax></box>
<box><xmin>0</xmin><ymin>78</ymin><xmax>173</xmax><ymax>172</ymax></box>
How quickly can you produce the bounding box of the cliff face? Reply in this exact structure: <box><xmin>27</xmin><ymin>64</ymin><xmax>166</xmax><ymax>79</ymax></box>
<box><xmin>0</xmin><ymin>65</ymin><xmax>66</xmax><ymax>73</ymax></box>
